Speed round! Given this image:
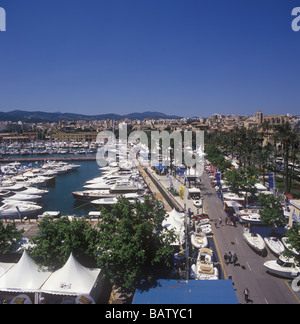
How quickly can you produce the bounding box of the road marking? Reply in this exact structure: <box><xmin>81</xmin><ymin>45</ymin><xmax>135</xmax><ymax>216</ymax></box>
<box><xmin>212</xmin><ymin>233</ymin><xmax>228</xmax><ymax>280</ymax></box>
<box><xmin>246</xmin><ymin>262</ymin><xmax>252</xmax><ymax>271</ymax></box>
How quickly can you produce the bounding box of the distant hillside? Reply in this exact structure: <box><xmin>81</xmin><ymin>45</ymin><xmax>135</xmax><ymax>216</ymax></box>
<box><xmin>0</xmin><ymin>110</ymin><xmax>182</xmax><ymax>123</ymax></box>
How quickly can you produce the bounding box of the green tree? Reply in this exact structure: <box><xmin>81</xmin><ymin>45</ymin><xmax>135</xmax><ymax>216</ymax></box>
<box><xmin>283</xmin><ymin>225</ymin><xmax>300</xmax><ymax>263</ymax></box>
<box><xmin>28</xmin><ymin>217</ymin><xmax>99</xmax><ymax>269</ymax></box>
<box><xmin>225</xmin><ymin>166</ymin><xmax>260</xmax><ymax>203</ymax></box>
<box><xmin>95</xmin><ymin>196</ymin><xmax>176</xmax><ymax>292</ymax></box>
<box><xmin>0</xmin><ymin>221</ymin><xmax>24</xmax><ymax>254</ymax></box>
<box><xmin>258</xmin><ymin>194</ymin><xmax>286</xmax><ymax>227</ymax></box>
<box><xmin>273</xmin><ymin>123</ymin><xmax>297</xmax><ymax>194</ymax></box>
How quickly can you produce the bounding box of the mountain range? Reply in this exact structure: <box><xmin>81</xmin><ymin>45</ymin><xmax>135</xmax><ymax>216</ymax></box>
<box><xmin>0</xmin><ymin>110</ymin><xmax>183</xmax><ymax>123</ymax></box>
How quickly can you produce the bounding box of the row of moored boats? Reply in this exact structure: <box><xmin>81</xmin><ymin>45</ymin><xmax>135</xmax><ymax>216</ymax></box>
<box><xmin>0</xmin><ymin>161</ymin><xmax>80</xmax><ymax>219</ymax></box>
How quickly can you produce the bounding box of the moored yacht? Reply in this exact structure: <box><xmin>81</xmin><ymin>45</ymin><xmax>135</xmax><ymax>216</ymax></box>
<box><xmin>190</xmin><ymin>248</ymin><xmax>219</xmax><ymax>280</ymax></box>
<box><xmin>264</xmin><ymin>256</ymin><xmax>300</xmax><ymax>279</ymax></box>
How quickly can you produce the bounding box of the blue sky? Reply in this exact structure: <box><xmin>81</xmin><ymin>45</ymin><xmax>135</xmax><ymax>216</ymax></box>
<box><xmin>0</xmin><ymin>0</ymin><xmax>299</xmax><ymax>117</ymax></box>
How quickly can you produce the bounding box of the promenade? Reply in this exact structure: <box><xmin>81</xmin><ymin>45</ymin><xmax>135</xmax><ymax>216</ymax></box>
<box><xmin>201</xmin><ymin>172</ymin><xmax>300</xmax><ymax>304</ymax></box>
<box><xmin>138</xmin><ymin>162</ymin><xmax>300</xmax><ymax>304</ymax></box>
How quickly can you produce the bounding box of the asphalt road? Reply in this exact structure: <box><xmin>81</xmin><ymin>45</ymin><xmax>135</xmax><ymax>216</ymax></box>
<box><xmin>201</xmin><ymin>172</ymin><xmax>300</xmax><ymax>305</ymax></box>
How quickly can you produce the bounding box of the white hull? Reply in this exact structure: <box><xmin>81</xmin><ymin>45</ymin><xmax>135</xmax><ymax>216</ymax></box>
<box><xmin>190</xmin><ymin>248</ymin><xmax>219</xmax><ymax>280</ymax></box>
<box><xmin>191</xmin><ymin>232</ymin><xmax>208</xmax><ymax>249</ymax></box>
<box><xmin>264</xmin><ymin>260</ymin><xmax>300</xmax><ymax>279</ymax></box>
<box><xmin>243</xmin><ymin>232</ymin><xmax>266</xmax><ymax>253</ymax></box>
<box><xmin>264</xmin><ymin>237</ymin><xmax>285</xmax><ymax>256</ymax></box>
<box><xmin>0</xmin><ymin>204</ymin><xmax>42</xmax><ymax>219</ymax></box>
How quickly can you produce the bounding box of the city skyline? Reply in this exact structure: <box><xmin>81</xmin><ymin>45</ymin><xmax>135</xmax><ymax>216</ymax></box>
<box><xmin>0</xmin><ymin>1</ymin><xmax>300</xmax><ymax>117</ymax></box>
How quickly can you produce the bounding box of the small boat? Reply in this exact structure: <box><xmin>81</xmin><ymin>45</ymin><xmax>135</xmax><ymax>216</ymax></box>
<box><xmin>190</xmin><ymin>248</ymin><xmax>219</xmax><ymax>280</ymax></box>
<box><xmin>196</xmin><ymin>224</ymin><xmax>212</xmax><ymax>235</ymax></box>
<box><xmin>264</xmin><ymin>256</ymin><xmax>300</xmax><ymax>279</ymax></box>
<box><xmin>193</xmin><ymin>200</ymin><xmax>202</xmax><ymax>208</ymax></box>
<box><xmin>264</xmin><ymin>236</ymin><xmax>285</xmax><ymax>256</ymax></box>
<box><xmin>38</xmin><ymin>211</ymin><xmax>61</xmax><ymax>219</ymax></box>
<box><xmin>193</xmin><ymin>215</ymin><xmax>210</xmax><ymax>225</ymax></box>
<box><xmin>239</xmin><ymin>210</ymin><xmax>263</xmax><ymax>224</ymax></box>
<box><xmin>223</xmin><ymin>192</ymin><xmax>245</xmax><ymax>202</ymax></box>
<box><xmin>243</xmin><ymin>232</ymin><xmax>266</xmax><ymax>253</ymax></box>
<box><xmin>191</xmin><ymin>231</ymin><xmax>208</xmax><ymax>249</ymax></box>
<box><xmin>282</xmin><ymin>237</ymin><xmax>300</xmax><ymax>256</ymax></box>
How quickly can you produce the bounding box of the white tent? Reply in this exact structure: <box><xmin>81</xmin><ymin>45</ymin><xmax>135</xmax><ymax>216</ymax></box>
<box><xmin>162</xmin><ymin>209</ymin><xmax>185</xmax><ymax>246</ymax></box>
<box><xmin>40</xmin><ymin>253</ymin><xmax>102</xmax><ymax>300</ymax></box>
<box><xmin>0</xmin><ymin>251</ymin><xmax>52</xmax><ymax>293</ymax></box>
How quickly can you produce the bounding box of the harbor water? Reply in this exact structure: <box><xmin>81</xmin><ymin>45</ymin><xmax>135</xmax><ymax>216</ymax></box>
<box><xmin>40</xmin><ymin>160</ymin><xmax>101</xmax><ymax>217</ymax></box>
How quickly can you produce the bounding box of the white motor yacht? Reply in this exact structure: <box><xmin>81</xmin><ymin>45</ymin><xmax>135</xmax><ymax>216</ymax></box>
<box><xmin>190</xmin><ymin>248</ymin><xmax>219</xmax><ymax>280</ymax></box>
<box><xmin>38</xmin><ymin>211</ymin><xmax>61</xmax><ymax>219</ymax></box>
<box><xmin>243</xmin><ymin>232</ymin><xmax>266</xmax><ymax>253</ymax></box>
<box><xmin>191</xmin><ymin>231</ymin><xmax>208</xmax><ymax>249</ymax></box>
<box><xmin>264</xmin><ymin>256</ymin><xmax>300</xmax><ymax>279</ymax></box>
<box><xmin>72</xmin><ymin>190</ymin><xmax>114</xmax><ymax>201</ymax></box>
<box><xmin>223</xmin><ymin>192</ymin><xmax>245</xmax><ymax>202</ymax></box>
<box><xmin>19</xmin><ymin>187</ymin><xmax>49</xmax><ymax>195</ymax></box>
<box><xmin>239</xmin><ymin>209</ymin><xmax>263</xmax><ymax>224</ymax></box>
<box><xmin>0</xmin><ymin>203</ymin><xmax>42</xmax><ymax>219</ymax></box>
<box><xmin>264</xmin><ymin>236</ymin><xmax>285</xmax><ymax>256</ymax></box>
<box><xmin>91</xmin><ymin>195</ymin><xmax>144</xmax><ymax>206</ymax></box>
<box><xmin>4</xmin><ymin>193</ymin><xmax>42</xmax><ymax>201</ymax></box>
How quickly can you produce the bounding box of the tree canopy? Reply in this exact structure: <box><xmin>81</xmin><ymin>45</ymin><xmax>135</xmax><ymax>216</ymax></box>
<box><xmin>95</xmin><ymin>196</ymin><xmax>176</xmax><ymax>292</ymax></box>
<box><xmin>28</xmin><ymin>217</ymin><xmax>99</xmax><ymax>269</ymax></box>
<box><xmin>225</xmin><ymin>166</ymin><xmax>260</xmax><ymax>197</ymax></box>
<box><xmin>258</xmin><ymin>194</ymin><xmax>286</xmax><ymax>227</ymax></box>
<box><xmin>27</xmin><ymin>196</ymin><xmax>177</xmax><ymax>292</ymax></box>
<box><xmin>0</xmin><ymin>221</ymin><xmax>24</xmax><ymax>255</ymax></box>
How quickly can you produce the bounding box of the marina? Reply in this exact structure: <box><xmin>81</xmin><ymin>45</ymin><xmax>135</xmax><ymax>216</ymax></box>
<box><xmin>0</xmin><ymin>145</ymin><xmax>300</xmax><ymax>304</ymax></box>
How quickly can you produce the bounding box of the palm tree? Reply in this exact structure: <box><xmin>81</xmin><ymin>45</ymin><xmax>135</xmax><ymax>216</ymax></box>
<box><xmin>254</xmin><ymin>143</ymin><xmax>275</xmax><ymax>186</ymax></box>
<box><xmin>273</xmin><ymin>122</ymin><xmax>298</xmax><ymax>194</ymax></box>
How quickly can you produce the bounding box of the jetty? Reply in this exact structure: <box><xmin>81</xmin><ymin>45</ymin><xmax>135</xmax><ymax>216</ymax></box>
<box><xmin>0</xmin><ymin>156</ymin><xmax>97</xmax><ymax>163</ymax></box>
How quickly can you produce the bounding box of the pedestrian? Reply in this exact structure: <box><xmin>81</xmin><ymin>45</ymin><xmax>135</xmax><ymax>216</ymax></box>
<box><xmin>219</xmin><ymin>217</ymin><xmax>222</xmax><ymax>226</ymax></box>
<box><xmin>244</xmin><ymin>288</ymin><xmax>250</xmax><ymax>304</ymax></box>
<box><xmin>228</xmin><ymin>251</ymin><xmax>232</xmax><ymax>264</ymax></box>
<box><xmin>233</xmin><ymin>252</ymin><xmax>238</xmax><ymax>266</ymax></box>
<box><xmin>224</xmin><ymin>252</ymin><xmax>229</xmax><ymax>266</ymax></box>
<box><xmin>225</xmin><ymin>216</ymin><xmax>228</xmax><ymax>226</ymax></box>
<box><xmin>214</xmin><ymin>219</ymin><xmax>218</xmax><ymax>228</ymax></box>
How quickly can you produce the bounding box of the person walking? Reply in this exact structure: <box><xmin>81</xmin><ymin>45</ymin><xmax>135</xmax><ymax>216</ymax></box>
<box><xmin>233</xmin><ymin>252</ymin><xmax>238</xmax><ymax>266</ymax></box>
<box><xmin>224</xmin><ymin>252</ymin><xmax>229</xmax><ymax>266</ymax></box>
<box><xmin>214</xmin><ymin>219</ymin><xmax>218</xmax><ymax>228</ymax></box>
<box><xmin>228</xmin><ymin>251</ymin><xmax>232</xmax><ymax>264</ymax></box>
<box><xmin>219</xmin><ymin>217</ymin><xmax>222</xmax><ymax>227</ymax></box>
<box><xmin>244</xmin><ymin>288</ymin><xmax>250</xmax><ymax>304</ymax></box>
<box><xmin>225</xmin><ymin>216</ymin><xmax>228</xmax><ymax>226</ymax></box>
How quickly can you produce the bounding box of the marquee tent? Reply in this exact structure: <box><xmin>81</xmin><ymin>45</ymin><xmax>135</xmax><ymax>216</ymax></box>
<box><xmin>0</xmin><ymin>251</ymin><xmax>51</xmax><ymax>293</ymax></box>
<box><xmin>162</xmin><ymin>209</ymin><xmax>185</xmax><ymax>246</ymax></box>
<box><xmin>40</xmin><ymin>253</ymin><xmax>102</xmax><ymax>300</ymax></box>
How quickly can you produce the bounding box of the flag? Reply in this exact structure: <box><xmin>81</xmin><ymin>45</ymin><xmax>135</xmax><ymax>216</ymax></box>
<box><xmin>268</xmin><ymin>173</ymin><xmax>274</xmax><ymax>190</ymax></box>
